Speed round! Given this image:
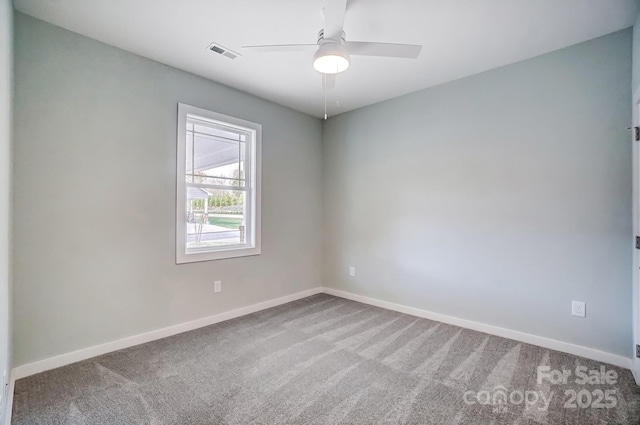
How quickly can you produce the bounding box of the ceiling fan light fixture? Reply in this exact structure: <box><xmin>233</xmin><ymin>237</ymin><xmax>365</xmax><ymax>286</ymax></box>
<box><xmin>313</xmin><ymin>42</ymin><xmax>350</xmax><ymax>74</ymax></box>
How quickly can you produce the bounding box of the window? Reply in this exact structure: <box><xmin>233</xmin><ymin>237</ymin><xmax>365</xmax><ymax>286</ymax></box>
<box><xmin>176</xmin><ymin>103</ymin><xmax>261</xmax><ymax>263</ymax></box>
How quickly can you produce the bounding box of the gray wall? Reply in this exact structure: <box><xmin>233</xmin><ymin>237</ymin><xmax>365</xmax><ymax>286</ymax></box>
<box><xmin>13</xmin><ymin>13</ymin><xmax>323</xmax><ymax>366</ymax></box>
<box><xmin>323</xmin><ymin>29</ymin><xmax>633</xmax><ymax>357</ymax></box>
<box><xmin>0</xmin><ymin>0</ymin><xmax>12</xmax><ymax>420</ymax></box>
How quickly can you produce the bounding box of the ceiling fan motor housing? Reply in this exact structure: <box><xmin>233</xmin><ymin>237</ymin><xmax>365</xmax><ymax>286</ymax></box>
<box><xmin>317</xmin><ymin>29</ymin><xmax>346</xmax><ymax>45</ymax></box>
<box><xmin>314</xmin><ymin>29</ymin><xmax>350</xmax><ymax>74</ymax></box>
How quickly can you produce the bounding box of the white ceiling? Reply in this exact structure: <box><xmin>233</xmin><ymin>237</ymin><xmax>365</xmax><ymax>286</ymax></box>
<box><xmin>14</xmin><ymin>0</ymin><xmax>639</xmax><ymax>118</ymax></box>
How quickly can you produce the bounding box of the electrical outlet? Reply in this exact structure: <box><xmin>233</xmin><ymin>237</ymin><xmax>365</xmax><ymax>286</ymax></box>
<box><xmin>571</xmin><ymin>301</ymin><xmax>586</xmax><ymax>318</ymax></box>
<box><xmin>214</xmin><ymin>280</ymin><xmax>222</xmax><ymax>293</ymax></box>
<box><xmin>636</xmin><ymin>344</ymin><xmax>640</xmax><ymax>358</ymax></box>
<box><xmin>349</xmin><ymin>266</ymin><xmax>356</xmax><ymax>277</ymax></box>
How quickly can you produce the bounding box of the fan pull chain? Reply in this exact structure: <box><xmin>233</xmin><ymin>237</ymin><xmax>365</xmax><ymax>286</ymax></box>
<box><xmin>324</xmin><ymin>73</ymin><xmax>328</xmax><ymax>120</ymax></box>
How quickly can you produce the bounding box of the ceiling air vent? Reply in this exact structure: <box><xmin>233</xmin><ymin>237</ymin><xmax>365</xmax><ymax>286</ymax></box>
<box><xmin>207</xmin><ymin>43</ymin><xmax>241</xmax><ymax>60</ymax></box>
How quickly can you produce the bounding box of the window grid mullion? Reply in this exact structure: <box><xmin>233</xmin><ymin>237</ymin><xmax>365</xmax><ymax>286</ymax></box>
<box><xmin>186</xmin><ymin>174</ymin><xmax>245</xmax><ymax>183</ymax></box>
<box><xmin>186</xmin><ymin>182</ymin><xmax>249</xmax><ymax>192</ymax></box>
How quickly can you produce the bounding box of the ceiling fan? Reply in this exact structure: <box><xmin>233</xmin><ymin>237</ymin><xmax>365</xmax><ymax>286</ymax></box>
<box><xmin>242</xmin><ymin>0</ymin><xmax>423</xmax><ymax>84</ymax></box>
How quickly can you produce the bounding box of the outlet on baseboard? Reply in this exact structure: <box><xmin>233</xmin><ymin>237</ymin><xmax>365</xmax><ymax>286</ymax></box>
<box><xmin>214</xmin><ymin>280</ymin><xmax>222</xmax><ymax>293</ymax></box>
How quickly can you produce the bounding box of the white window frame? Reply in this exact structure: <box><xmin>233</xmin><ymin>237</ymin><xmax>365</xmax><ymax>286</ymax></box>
<box><xmin>176</xmin><ymin>103</ymin><xmax>261</xmax><ymax>263</ymax></box>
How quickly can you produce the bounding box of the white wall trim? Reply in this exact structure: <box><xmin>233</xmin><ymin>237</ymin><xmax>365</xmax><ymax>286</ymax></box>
<box><xmin>11</xmin><ymin>287</ymin><xmax>323</xmax><ymax>380</ymax></box>
<box><xmin>4</xmin><ymin>373</ymin><xmax>13</xmax><ymax>425</ymax></box>
<box><xmin>631</xmin><ymin>87</ymin><xmax>640</xmax><ymax>386</ymax></box>
<box><xmin>9</xmin><ymin>285</ymin><xmax>634</xmax><ymax>388</ymax></box>
<box><xmin>324</xmin><ymin>288</ymin><xmax>633</xmax><ymax>370</ymax></box>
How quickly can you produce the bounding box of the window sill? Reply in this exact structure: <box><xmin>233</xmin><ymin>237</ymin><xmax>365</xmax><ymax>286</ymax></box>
<box><xmin>176</xmin><ymin>246</ymin><xmax>261</xmax><ymax>264</ymax></box>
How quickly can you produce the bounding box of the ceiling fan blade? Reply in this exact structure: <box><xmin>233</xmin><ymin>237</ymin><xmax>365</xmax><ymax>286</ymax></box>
<box><xmin>322</xmin><ymin>74</ymin><xmax>336</xmax><ymax>90</ymax></box>
<box><xmin>323</xmin><ymin>0</ymin><xmax>348</xmax><ymax>41</ymax></box>
<box><xmin>345</xmin><ymin>41</ymin><xmax>422</xmax><ymax>58</ymax></box>
<box><xmin>241</xmin><ymin>44</ymin><xmax>317</xmax><ymax>53</ymax></box>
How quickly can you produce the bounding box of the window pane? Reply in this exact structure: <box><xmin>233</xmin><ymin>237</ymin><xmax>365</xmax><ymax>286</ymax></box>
<box><xmin>185</xmin><ymin>188</ymin><xmax>247</xmax><ymax>250</ymax></box>
<box><xmin>194</xmin><ymin>124</ymin><xmax>239</xmax><ymax>140</ymax></box>
<box><xmin>186</xmin><ymin>131</ymin><xmax>194</xmax><ymax>175</ymax></box>
<box><xmin>189</xmin><ymin>132</ymin><xmax>243</xmax><ymax>180</ymax></box>
<box><xmin>239</xmin><ymin>142</ymin><xmax>246</xmax><ymax>182</ymax></box>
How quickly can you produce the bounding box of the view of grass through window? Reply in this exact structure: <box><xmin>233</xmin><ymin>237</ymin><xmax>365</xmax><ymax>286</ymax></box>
<box><xmin>208</xmin><ymin>216</ymin><xmax>243</xmax><ymax>228</ymax></box>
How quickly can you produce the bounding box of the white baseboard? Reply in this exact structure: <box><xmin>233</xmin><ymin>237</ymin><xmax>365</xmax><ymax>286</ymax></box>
<box><xmin>324</xmin><ymin>288</ymin><xmax>633</xmax><ymax>370</ymax></box>
<box><xmin>4</xmin><ymin>286</ymin><xmax>638</xmax><ymax>425</ymax></box>
<box><xmin>11</xmin><ymin>287</ymin><xmax>324</xmax><ymax>380</ymax></box>
<box><xmin>9</xmin><ymin>285</ymin><xmax>634</xmax><ymax>386</ymax></box>
<box><xmin>4</xmin><ymin>373</ymin><xmax>13</xmax><ymax>425</ymax></box>
<box><xmin>5</xmin><ymin>285</ymin><xmax>637</xmax><ymax>424</ymax></box>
